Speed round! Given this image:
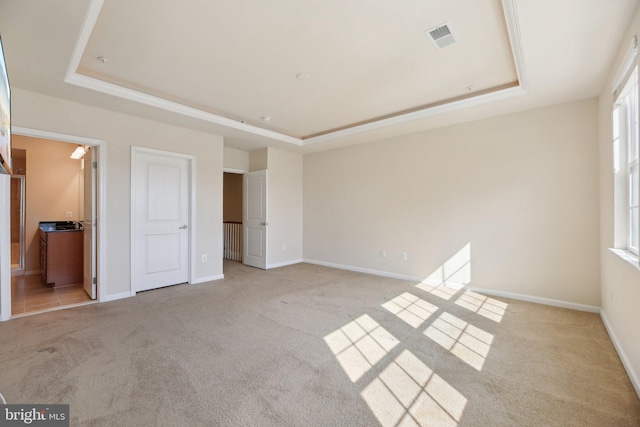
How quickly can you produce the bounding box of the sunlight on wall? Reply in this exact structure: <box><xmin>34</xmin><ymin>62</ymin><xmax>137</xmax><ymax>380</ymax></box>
<box><xmin>416</xmin><ymin>243</ymin><xmax>472</xmax><ymax>301</ymax></box>
<box><xmin>455</xmin><ymin>290</ymin><xmax>507</xmax><ymax>323</ymax></box>
<box><xmin>425</xmin><ymin>244</ymin><xmax>471</xmax><ymax>286</ymax></box>
<box><xmin>416</xmin><ymin>243</ymin><xmax>508</xmax><ymax>322</ymax></box>
<box><xmin>382</xmin><ymin>292</ymin><xmax>439</xmax><ymax>328</ymax></box>
<box><xmin>324</xmin><ymin>314</ymin><xmax>399</xmax><ymax>382</ymax></box>
<box><xmin>424</xmin><ymin>312</ymin><xmax>494</xmax><ymax>371</ymax></box>
<box><xmin>361</xmin><ymin>350</ymin><xmax>467</xmax><ymax>427</ymax></box>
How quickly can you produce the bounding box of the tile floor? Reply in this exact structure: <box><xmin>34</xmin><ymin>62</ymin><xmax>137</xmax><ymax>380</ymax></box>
<box><xmin>11</xmin><ymin>273</ymin><xmax>92</xmax><ymax>315</ymax></box>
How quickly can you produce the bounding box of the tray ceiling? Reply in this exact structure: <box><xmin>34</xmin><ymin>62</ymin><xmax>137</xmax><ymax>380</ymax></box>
<box><xmin>73</xmin><ymin>0</ymin><xmax>521</xmax><ymax>143</ymax></box>
<box><xmin>2</xmin><ymin>0</ymin><xmax>636</xmax><ymax>151</ymax></box>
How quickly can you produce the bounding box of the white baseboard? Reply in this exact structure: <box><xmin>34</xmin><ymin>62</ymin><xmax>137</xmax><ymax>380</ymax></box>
<box><xmin>419</xmin><ymin>279</ymin><xmax>600</xmax><ymax>313</ymax></box>
<box><xmin>467</xmin><ymin>286</ymin><xmax>600</xmax><ymax>313</ymax></box>
<box><xmin>101</xmin><ymin>291</ymin><xmax>134</xmax><ymax>303</ymax></box>
<box><xmin>600</xmin><ymin>310</ymin><xmax>640</xmax><ymax>399</ymax></box>
<box><xmin>267</xmin><ymin>259</ymin><xmax>304</xmax><ymax>269</ymax></box>
<box><xmin>303</xmin><ymin>259</ymin><xmax>421</xmax><ymax>282</ymax></box>
<box><xmin>304</xmin><ymin>260</ymin><xmax>599</xmax><ymax>313</ymax></box>
<box><xmin>191</xmin><ymin>274</ymin><xmax>224</xmax><ymax>284</ymax></box>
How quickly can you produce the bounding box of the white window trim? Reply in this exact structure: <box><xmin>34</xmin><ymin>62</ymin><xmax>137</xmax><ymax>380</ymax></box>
<box><xmin>611</xmin><ymin>36</ymin><xmax>640</xmax><ymax>266</ymax></box>
<box><xmin>609</xmin><ymin>248</ymin><xmax>640</xmax><ymax>277</ymax></box>
<box><xmin>626</xmin><ymin>81</ymin><xmax>639</xmax><ymax>255</ymax></box>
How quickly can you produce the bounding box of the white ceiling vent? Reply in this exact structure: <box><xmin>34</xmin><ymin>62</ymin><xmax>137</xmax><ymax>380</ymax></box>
<box><xmin>426</xmin><ymin>22</ymin><xmax>457</xmax><ymax>49</ymax></box>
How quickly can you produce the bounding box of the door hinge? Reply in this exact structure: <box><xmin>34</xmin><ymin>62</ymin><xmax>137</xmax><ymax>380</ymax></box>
<box><xmin>92</xmin><ymin>161</ymin><xmax>97</xmax><ymax>169</ymax></box>
<box><xmin>92</xmin><ymin>277</ymin><xmax>97</xmax><ymax>285</ymax></box>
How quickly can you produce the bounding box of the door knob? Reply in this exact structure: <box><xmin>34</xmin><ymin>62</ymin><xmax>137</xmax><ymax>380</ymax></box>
<box><xmin>179</xmin><ymin>225</ymin><xmax>188</xmax><ymax>229</ymax></box>
<box><xmin>260</xmin><ymin>222</ymin><xmax>268</xmax><ymax>226</ymax></box>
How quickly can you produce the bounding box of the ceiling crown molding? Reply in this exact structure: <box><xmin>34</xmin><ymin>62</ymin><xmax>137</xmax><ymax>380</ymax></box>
<box><xmin>64</xmin><ymin>0</ymin><xmax>527</xmax><ymax>147</ymax></box>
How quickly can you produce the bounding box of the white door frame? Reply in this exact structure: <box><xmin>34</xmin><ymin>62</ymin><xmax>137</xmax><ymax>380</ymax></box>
<box><xmin>0</xmin><ymin>127</ymin><xmax>107</xmax><ymax>321</ymax></box>
<box><xmin>10</xmin><ymin>174</ymin><xmax>26</xmax><ymax>272</ymax></box>
<box><xmin>82</xmin><ymin>146</ymin><xmax>97</xmax><ymax>299</ymax></box>
<box><xmin>243</xmin><ymin>170</ymin><xmax>268</xmax><ymax>269</ymax></box>
<box><xmin>130</xmin><ymin>146</ymin><xmax>196</xmax><ymax>295</ymax></box>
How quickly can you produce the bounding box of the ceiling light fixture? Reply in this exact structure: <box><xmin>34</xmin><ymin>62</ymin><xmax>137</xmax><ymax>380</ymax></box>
<box><xmin>97</xmin><ymin>56</ymin><xmax>108</xmax><ymax>63</ymax></box>
<box><xmin>261</xmin><ymin>116</ymin><xmax>271</xmax><ymax>122</ymax></box>
<box><xmin>296</xmin><ymin>73</ymin><xmax>310</xmax><ymax>81</ymax></box>
<box><xmin>466</xmin><ymin>85</ymin><xmax>474</xmax><ymax>92</ymax></box>
<box><xmin>70</xmin><ymin>145</ymin><xmax>87</xmax><ymax>159</ymax></box>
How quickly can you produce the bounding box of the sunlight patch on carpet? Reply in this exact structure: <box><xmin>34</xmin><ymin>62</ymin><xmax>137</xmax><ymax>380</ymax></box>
<box><xmin>361</xmin><ymin>349</ymin><xmax>467</xmax><ymax>427</ymax></box>
<box><xmin>454</xmin><ymin>290</ymin><xmax>507</xmax><ymax>322</ymax></box>
<box><xmin>382</xmin><ymin>292</ymin><xmax>439</xmax><ymax>328</ymax></box>
<box><xmin>324</xmin><ymin>314</ymin><xmax>399</xmax><ymax>382</ymax></box>
<box><xmin>424</xmin><ymin>312</ymin><xmax>494</xmax><ymax>371</ymax></box>
<box><xmin>415</xmin><ymin>281</ymin><xmax>459</xmax><ymax>301</ymax></box>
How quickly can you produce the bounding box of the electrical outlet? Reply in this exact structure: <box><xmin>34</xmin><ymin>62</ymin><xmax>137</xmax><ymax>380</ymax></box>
<box><xmin>401</xmin><ymin>252</ymin><xmax>408</xmax><ymax>261</ymax></box>
<box><xmin>66</xmin><ymin>211</ymin><xmax>72</xmax><ymax>218</ymax></box>
<box><xmin>201</xmin><ymin>254</ymin><xmax>208</xmax><ymax>262</ymax></box>
<box><xmin>282</xmin><ymin>243</ymin><xmax>287</xmax><ymax>251</ymax></box>
<box><xmin>380</xmin><ymin>250</ymin><xmax>387</xmax><ymax>258</ymax></box>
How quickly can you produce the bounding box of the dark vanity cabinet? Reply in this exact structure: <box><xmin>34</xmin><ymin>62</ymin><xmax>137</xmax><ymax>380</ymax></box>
<box><xmin>39</xmin><ymin>224</ymin><xmax>83</xmax><ymax>287</ymax></box>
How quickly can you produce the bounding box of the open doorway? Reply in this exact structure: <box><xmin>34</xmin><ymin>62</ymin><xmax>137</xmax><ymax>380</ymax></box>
<box><xmin>10</xmin><ymin>135</ymin><xmax>98</xmax><ymax>316</ymax></box>
<box><xmin>223</xmin><ymin>172</ymin><xmax>243</xmax><ymax>263</ymax></box>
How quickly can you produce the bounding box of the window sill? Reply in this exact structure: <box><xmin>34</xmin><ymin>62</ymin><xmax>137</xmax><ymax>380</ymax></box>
<box><xmin>609</xmin><ymin>248</ymin><xmax>640</xmax><ymax>275</ymax></box>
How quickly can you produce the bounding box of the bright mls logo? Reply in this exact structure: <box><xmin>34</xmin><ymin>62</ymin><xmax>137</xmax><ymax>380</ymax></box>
<box><xmin>0</xmin><ymin>405</ymin><xmax>69</xmax><ymax>426</ymax></box>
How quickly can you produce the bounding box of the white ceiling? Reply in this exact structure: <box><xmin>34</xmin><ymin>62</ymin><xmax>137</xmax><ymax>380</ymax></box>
<box><xmin>0</xmin><ymin>0</ymin><xmax>638</xmax><ymax>153</ymax></box>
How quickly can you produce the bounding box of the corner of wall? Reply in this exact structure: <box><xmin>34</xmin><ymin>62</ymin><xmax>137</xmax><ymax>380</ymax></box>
<box><xmin>600</xmin><ymin>309</ymin><xmax>640</xmax><ymax>398</ymax></box>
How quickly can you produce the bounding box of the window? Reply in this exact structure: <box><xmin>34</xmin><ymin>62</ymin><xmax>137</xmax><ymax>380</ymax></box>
<box><xmin>614</xmin><ymin>66</ymin><xmax>639</xmax><ymax>255</ymax></box>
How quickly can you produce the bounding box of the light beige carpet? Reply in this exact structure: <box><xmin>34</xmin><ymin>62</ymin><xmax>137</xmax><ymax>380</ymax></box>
<box><xmin>0</xmin><ymin>260</ymin><xmax>638</xmax><ymax>426</ymax></box>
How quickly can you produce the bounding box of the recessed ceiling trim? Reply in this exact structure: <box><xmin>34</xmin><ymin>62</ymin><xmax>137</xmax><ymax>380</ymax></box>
<box><xmin>502</xmin><ymin>0</ymin><xmax>528</xmax><ymax>92</ymax></box>
<box><xmin>65</xmin><ymin>72</ymin><xmax>303</xmax><ymax>145</ymax></box>
<box><xmin>65</xmin><ymin>0</ymin><xmax>104</xmax><ymax>82</ymax></box>
<box><xmin>303</xmin><ymin>84</ymin><xmax>527</xmax><ymax>146</ymax></box>
<box><xmin>64</xmin><ymin>0</ymin><xmax>527</xmax><ymax>148</ymax></box>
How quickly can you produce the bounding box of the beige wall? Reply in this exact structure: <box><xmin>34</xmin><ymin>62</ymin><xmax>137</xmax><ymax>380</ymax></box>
<box><xmin>11</xmin><ymin>88</ymin><xmax>224</xmax><ymax>298</ymax></box>
<box><xmin>13</xmin><ymin>136</ymin><xmax>83</xmax><ymax>272</ymax></box>
<box><xmin>249</xmin><ymin>148</ymin><xmax>268</xmax><ymax>171</ymax></box>
<box><xmin>598</xmin><ymin>3</ymin><xmax>640</xmax><ymax>395</ymax></box>
<box><xmin>223</xmin><ymin>172</ymin><xmax>242</xmax><ymax>223</ymax></box>
<box><xmin>304</xmin><ymin>98</ymin><xmax>600</xmax><ymax>306</ymax></box>
<box><xmin>224</xmin><ymin>147</ymin><xmax>249</xmax><ymax>172</ymax></box>
<box><xmin>267</xmin><ymin>147</ymin><xmax>303</xmax><ymax>266</ymax></box>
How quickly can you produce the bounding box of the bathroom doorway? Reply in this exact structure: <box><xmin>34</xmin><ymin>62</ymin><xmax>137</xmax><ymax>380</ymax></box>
<box><xmin>10</xmin><ymin>136</ymin><xmax>98</xmax><ymax>316</ymax></box>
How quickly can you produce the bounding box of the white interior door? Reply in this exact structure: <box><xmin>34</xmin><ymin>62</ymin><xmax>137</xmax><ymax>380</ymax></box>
<box><xmin>82</xmin><ymin>147</ymin><xmax>96</xmax><ymax>299</ymax></box>
<box><xmin>243</xmin><ymin>170</ymin><xmax>267</xmax><ymax>269</ymax></box>
<box><xmin>133</xmin><ymin>149</ymin><xmax>190</xmax><ymax>292</ymax></box>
